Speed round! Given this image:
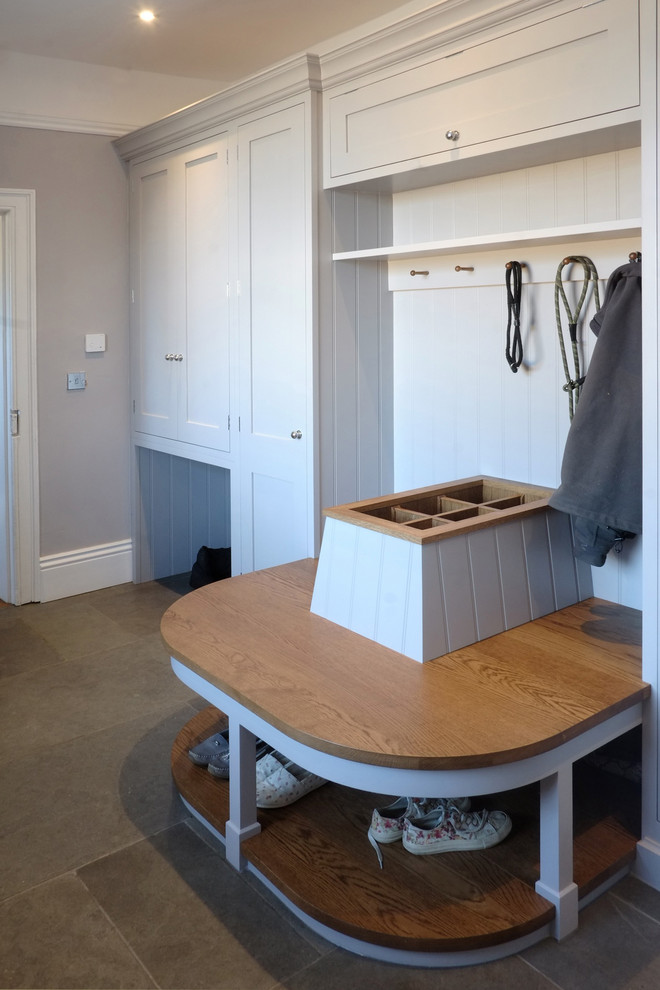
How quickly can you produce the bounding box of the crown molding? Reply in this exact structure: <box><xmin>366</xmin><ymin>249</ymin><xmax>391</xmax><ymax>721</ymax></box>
<box><xmin>0</xmin><ymin>109</ymin><xmax>133</xmax><ymax>136</ymax></box>
<box><xmin>115</xmin><ymin>52</ymin><xmax>322</xmax><ymax>161</ymax></box>
<box><xmin>318</xmin><ymin>0</ymin><xmax>573</xmax><ymax>88</ymax></box>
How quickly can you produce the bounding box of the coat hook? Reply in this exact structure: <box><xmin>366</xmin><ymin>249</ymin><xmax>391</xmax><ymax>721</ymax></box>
<box><xmin>505</xmin><ymin>261</ymin><xmax>527</xmax><ymax>269</ymax></box>
<box><xmin>455</xmin><ymin>265</ymin><xmax>474</xmax><ymax>272</ymax></box>
<box><xmin>629</xmin><ymin>251</ymin><xmax>641</xmax><ymax>262</ymax></box>
<box><xmin>410</xmin><ymin>269</ymin><xmax>429</xmax><ymax>276</ymax></box>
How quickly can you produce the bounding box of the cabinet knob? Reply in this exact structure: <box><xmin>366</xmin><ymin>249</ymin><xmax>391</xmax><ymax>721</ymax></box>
<box><xmin>445</xmin><ymin>129</ymin><xmax>460</xmax><ymax>141</ymax></box>
<box><xmin>175</xmin><ymin>353</ymin><xmax>183</xmax><ymax>361</ymax></box>
<box><xmin>290</xmin><ymin>430</ymin><xmax>303</xmax><ymax>439</ymax></box>
<box><xmin>165</xmin><ymin>353</ymin><xmax>174</xmax><ymax>361</ymax></box>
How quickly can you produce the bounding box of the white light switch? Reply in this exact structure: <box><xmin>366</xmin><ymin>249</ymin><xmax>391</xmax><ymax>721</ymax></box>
<box><xmin>85</xmin><ymin>333</ymin><xmax>106</xmax><ymax>353</ymax></box>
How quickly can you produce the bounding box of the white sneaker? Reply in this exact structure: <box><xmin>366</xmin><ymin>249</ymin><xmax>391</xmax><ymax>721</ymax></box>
<box><xmin>402</xmin><ymin>803</ymin><xmax>511</xmax><ymax>855</ymax></box>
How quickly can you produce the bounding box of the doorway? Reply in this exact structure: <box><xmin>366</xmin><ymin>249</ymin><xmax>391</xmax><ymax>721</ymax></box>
<box><xmin>0</xmin><ymin>189</ymin><xmax>39</xmax><ymax>604</ymax></box>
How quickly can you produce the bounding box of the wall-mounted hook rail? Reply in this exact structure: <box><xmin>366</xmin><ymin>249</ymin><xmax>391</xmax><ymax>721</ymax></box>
<box><xmin>410</xmin><ymin>269</ymin><xmax>429</xmax><ymax>276</ymax></box>
<box><xmin>455</xmin><ymin>265</ymin><xmax>474</xmax><ymax>272</ymax></box>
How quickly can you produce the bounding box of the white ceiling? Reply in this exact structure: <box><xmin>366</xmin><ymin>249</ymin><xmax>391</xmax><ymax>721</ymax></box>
<box><xmin>0</xmin><ymin>0</ymin><xmax>414</xmax><ymax>82</ymax></box>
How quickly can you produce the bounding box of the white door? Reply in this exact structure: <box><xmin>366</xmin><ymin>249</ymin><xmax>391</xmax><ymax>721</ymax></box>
<box><xmin>176</xmin><ymin>138</ymin><xmax>231</xmax><ymax>450</ymax></box>
<box><xmin>0</xmin><ymin>191</ymin><xmax>39</xmax><ymax>604</ymax></box>
<box><xmin>236</xmin><ymin>105</ymin><xmax>314</xmax><ymax>572</ymax></box>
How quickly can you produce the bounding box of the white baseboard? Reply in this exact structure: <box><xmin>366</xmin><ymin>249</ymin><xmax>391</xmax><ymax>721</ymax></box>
<box><xmin>39</xmin><ymin>539</ymin><xmax>133</xmax><ymax>602</ymax></box>
<box><xmin>633</xmin><ymin>836</ymin><xmax>660</xmax><ymax>894</ymax></box>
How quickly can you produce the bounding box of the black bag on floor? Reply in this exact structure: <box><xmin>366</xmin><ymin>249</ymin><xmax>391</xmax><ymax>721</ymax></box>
<box><xmin>189</xmin><ymin>546</ymin><xmax>231</xmax><ymax>589</ymax></box>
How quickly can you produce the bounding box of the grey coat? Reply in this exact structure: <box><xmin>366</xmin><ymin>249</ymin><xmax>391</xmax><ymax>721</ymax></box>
<box><xmin>549</xmin><ymin>260</ymin><xmax>642</xmax><ymax>561</ymax></box>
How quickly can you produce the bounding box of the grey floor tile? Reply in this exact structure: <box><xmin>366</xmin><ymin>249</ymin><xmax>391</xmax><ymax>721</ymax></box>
<box><xmin>79</xmin><ymin>821</ymin><xmax>322</xmax><ymax>990</ymax></box>
<box><xmin>521</xmin><ymin>887</ymin><xmax>660</xmax><ymax>989</ymax></box>
<box><xmin>0</xmin><ymin>637</ymin><xmax>196</xmax><ymax>764</ymax></box>
<box><xmin>0</xmin><ymin>616</ymin><xmax>63</xmax><ymax>678</ymax></box>
<box><xmin>18</xmin><ymin>597</ymin><xmax>140</xmax><ymax>661</ymax></box>
<box><xmin>84</xmin><ymin>579</ymin><xmax>188</xmax><ymax>637</ymax></box>
<box><xmin>0</xmin><ymin>705</ymin><xmax>196</xmax><ymax>898</ymax></box>
<box><xmin>612</xmin><ymin>874</ymin><xmax>660</xmax><ymax>923</ymax></box>
<box><xmin>0</xmin><ymin>874</ymin><xmax>156</xmax><ymax>989</ymax></box>
<box><xmin>278</xmin><ymin>945</ymin><xmax>558</xmax><ymax>990</ymax></box>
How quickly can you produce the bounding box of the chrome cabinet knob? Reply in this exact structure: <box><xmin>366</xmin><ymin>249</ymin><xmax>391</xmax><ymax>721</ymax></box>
<box><xmin>290</xmin><ymin>429</ymin><xmax>303</xmax><ymax>439</ymax></box>
<box><xmin>175</xmin><ymin>353</ymin><xmax>183</xmax><ymax>361</ymax></box>
<box><xmin>165</xmin><ymin>353</ymin><xmax>174</xmax><ymax>360</ymax></box>
<box><xmin>445</xmin><ymin>129</ymin><xmax>460</xmax><ymax>141</ymax></box>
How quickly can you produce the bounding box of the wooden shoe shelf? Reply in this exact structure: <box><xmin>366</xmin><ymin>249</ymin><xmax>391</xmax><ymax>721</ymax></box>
<box><xmin>163</xmin><ymin>558</ymin><xmax>648</xmax><ymax>967</ymax></box>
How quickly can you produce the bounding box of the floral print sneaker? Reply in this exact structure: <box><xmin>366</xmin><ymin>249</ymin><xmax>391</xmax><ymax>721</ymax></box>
<box><xmin>368</xmin><ymin>796</ymin><xmax>471</xmax><ymax>868</ymax></box>
<box><xmin>402</xmin><ymin>802</ymin><xmax>511</xmax><ymax>855</ymax></box>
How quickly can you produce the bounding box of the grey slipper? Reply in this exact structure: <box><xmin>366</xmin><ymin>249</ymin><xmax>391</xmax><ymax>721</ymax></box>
<box><xmin>188</xmin><ymin>730</ymin><xmax>229</xmax><ymax>766</ymax></box>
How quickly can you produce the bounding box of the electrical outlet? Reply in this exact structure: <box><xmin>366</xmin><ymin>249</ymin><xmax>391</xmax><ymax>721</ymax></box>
<box><xmin>67</xmin><ymin>372</ymin><xmax>86</xmax><ymax>390</ymax></box>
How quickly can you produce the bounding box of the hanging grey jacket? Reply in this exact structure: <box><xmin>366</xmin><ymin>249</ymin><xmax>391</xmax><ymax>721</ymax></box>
<box><xmin>549</xmin><ymin>261</ymin><xmax>642</xmax><ymax>564</ymax></box>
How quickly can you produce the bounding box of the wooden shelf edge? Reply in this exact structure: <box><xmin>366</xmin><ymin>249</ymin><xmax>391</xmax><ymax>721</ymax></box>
<box><xmin>172</xmin><ymin>707</ymin><xmax>638</xmax><ymax>954</ymax></box>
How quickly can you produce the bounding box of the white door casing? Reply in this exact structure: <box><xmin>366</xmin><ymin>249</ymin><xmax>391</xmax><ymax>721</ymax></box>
<box><xmin>0</xmin><ymin>189</ymin><xmax>39</xmax><ymax>604</ymax></box>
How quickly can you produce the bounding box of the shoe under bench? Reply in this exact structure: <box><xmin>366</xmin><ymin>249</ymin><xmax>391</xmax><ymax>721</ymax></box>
<box><xmin>163</xmin><ymin>557</ymin><xmax>648</xmax><ymax>967</ymax></box>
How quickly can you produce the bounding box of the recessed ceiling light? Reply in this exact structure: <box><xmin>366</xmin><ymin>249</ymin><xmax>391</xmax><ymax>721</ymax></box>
<box><xmin>139</xmin><ymin>10</ymin><xmax>156</xmax><ymax>23</ymax></box>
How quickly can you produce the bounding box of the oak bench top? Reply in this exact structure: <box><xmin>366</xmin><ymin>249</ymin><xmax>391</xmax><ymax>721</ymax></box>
<box><xmin>161</xmin><ymin>558</ymin><xmax>648</xmax><ymax>771</ymax></box>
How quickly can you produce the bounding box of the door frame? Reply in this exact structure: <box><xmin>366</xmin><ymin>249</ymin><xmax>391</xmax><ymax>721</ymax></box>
<box><xmin>0</xmin><ymin>189</ymin><xmax>40</xmax><ymax>604</ymax></box>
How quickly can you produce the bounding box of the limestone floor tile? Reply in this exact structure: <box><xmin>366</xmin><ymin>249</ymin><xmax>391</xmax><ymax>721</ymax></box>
<box><xmin>82</xmin><ymin>579</ymin><xmax>188</xmax><ymax>638</ymax></box>
<box><xmin>0</xmin><ymin>637</ymin><xmax>196</xmax><ymax>764</ymax></box>
<box><xmin>277</xmin><ymin>943</ymin><xmax>559</xmax><ymax>990</ymax></box>
<box><xmin>611</xmin><ymin>874</ymin><xmax>660</xmax><ymax>924</ymax></box>
<box><xmin>18</xmin><ymin>597</ymin><xmax>140</xmax><ymax>661</ymax></box>
<box><xmin>0</xmin><ymin>874</ymin><xmax>156</xmax><ymax>989</ymax></box>
<box><xmin>79</xmin><ymin>820</ymin><xmax>322</xmax><ymax>990</ymax></box>
<box><xmin>0</xmin><ymin>705</ymin><xmax>195</xmax><ymax>898</ymax></box>
<box><xmin>520</xmin><ymin>886</ymin><xmax>660</xmax><ymax>989</ymax></box>
<box><xmin>0</xmin><ymin>616</ymin><xmax>63</xmax><ymax>678</ymax></box>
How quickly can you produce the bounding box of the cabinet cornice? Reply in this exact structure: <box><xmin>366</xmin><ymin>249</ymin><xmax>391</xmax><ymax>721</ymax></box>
<box><xmin>114</xmin><ymin>52</ymin><xmax>321</xmax><ymax>161</ymax></box>
<box><xmin>318</xmin><ymin>0</ymin><xmax>576</xmax><ymax>89</ymax></box>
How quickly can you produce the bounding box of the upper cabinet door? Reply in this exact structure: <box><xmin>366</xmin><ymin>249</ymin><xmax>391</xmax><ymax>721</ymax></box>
<box><xmin>131</xmin><ymin>137</ymin><xmax>232</xmax><ymax>452</ymax></box>
<box><xmin>236</xmin><ymin>103</ymin><xmax>314</xmax><ymax>572</ymax></box>
<box><xmin>131</xmin><ymin>159</ymin><xmax>178</xmax><ymax>440</ymax></box>
<box><xmin>324</xmin><ymin>0</ymin><xmax>640</xmax><ymax>186</ymax></box>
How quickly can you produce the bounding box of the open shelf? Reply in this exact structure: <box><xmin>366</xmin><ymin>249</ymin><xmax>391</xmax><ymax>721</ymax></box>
<box><xmin>332</xmin><ymin>219</ymin><xmax>642</xmax><ymax>263</ymax></box>
<box><xmin>172</xmin><ymin>706</ymin><xmax>640</xmax><ymax>955</ymax></box>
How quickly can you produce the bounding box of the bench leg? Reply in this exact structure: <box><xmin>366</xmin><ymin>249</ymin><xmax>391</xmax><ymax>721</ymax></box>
<box><xmin>225</xmin><ymin>722</ymin><xmax>261</xmax><ymax>870</ymax></box>
<box><xmin>535</xmin><ymin>766</ymin><xmax>579</xmax><ymax>939</ymax></box>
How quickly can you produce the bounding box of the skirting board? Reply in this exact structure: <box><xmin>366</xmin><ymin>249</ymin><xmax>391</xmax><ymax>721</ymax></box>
<box><xmin>40</xmin><ymin>539</ymin><xmax>133</xmax><ymax>602</ymax></box>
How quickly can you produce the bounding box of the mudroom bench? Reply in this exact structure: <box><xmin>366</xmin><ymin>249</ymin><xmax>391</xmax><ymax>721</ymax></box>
<box><xmin>162</xmin><ymin>558</ymin><xmax>648</xmax><ymax>967</ymax></box>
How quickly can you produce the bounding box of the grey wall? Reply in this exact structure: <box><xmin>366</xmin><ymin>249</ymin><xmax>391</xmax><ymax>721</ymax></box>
<box><xmin>0</xmin><ymin>125</ymin><xmax>130</xmax><ymax>557</ymax></box>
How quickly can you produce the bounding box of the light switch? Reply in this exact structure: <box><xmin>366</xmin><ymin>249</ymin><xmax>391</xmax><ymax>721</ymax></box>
<box><xmin>85</xmin><ymin>333</ymin><xmax>106</xmax><ymax>353</ymax></box>
<box><xmin>67</xmin><ymin>372</ymin><xmax>86</xmax><ymax>390</ymax></box>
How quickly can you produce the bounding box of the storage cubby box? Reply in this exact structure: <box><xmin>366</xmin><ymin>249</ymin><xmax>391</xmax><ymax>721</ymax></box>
<box><xmin>311</xmin><ymin>477</ymin><xmax>593</xmax><ymax>662</ymax></box>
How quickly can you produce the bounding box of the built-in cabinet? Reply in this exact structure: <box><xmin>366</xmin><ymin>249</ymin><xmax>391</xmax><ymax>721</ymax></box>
<box><xmin>116</xmin><ymin>56</ymin><xmax>322</xmax><ymax>577</ymax></box>
<box><xmin>323</xmin><ymin>0</ymin><xmax>640</xmax><ymax>190</ymax></box>
<box><xmin>131</xmin><ymin>136</ymin><xmax>231</xmax><ymax>452</ymax></box>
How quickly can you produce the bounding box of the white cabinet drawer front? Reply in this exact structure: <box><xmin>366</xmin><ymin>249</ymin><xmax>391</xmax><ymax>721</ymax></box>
<box><xmin>327</xmin><ymin>0</ymin><xmax>639</xmax><ymax>182</ymax></box>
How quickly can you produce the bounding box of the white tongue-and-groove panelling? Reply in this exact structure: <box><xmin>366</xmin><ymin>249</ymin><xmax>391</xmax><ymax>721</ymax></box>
<box><xmin>389</xmin><ymin>149</ymin><xmax>642</xmax><ymax>608</ymax></box>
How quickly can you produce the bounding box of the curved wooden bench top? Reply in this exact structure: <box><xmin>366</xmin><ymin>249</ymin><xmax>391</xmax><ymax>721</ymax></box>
<box><xmin>161</xmin><ymin>558</ymin><xmax>648</xmax><ymax>770</ymax></box>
